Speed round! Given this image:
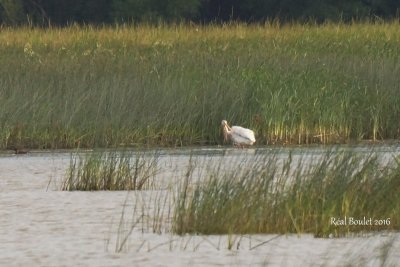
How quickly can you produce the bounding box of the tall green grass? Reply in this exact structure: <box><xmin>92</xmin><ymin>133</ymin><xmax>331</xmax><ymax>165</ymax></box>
<box><xmin>62</xmin><ymin>147</ymin><xmax>399</xmax><ymax>237</ymax></box>
<box><xmin>174</xmin><ymin>150</ymin><xmax>400</xmax><ymax>237</ymax></box>
<box><xmin>1</xmin><ymin>22</ymin><xmax>400</xmax><ymax>149</ymax></box>
<box><xmin>62</xmin><ymin>150</ymin><xmax>158</xmax><ymax>190</ymax></box>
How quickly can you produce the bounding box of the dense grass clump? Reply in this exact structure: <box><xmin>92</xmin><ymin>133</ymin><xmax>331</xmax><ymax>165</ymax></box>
<box><xmin>62</xmin><ymin>150</ymin><xmax>158</xmax><ymax>191</ymax></box>
<box><xmin>1</xmin><ymin>23</ymin><xmax>400</xmax><ymax>149</ymax></box>
<box><xmin>174</xmin><ymin>150</ymin><xmax>400</xmax><ymax>237</ymax></box>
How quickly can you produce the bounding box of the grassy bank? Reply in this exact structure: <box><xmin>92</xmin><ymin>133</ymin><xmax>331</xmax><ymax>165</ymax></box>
<box><xmin>174</xmin><ymin>150</ymin><xmax>400</xmax><ymax>237</ymax></box>
<box><xmin>1</xmin><ymin>22</ymin><xmax>400</xmax><ymax>149</ymax></box>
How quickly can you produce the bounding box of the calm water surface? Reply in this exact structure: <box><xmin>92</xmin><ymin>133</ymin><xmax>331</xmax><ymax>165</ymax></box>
<box><xmin>1</xmin><ymin>145</ymin><xmax>399</xmax><ymax>266</ymax></box>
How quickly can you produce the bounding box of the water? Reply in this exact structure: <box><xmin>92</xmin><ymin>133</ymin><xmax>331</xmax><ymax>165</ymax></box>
<box><xmin>1</xmin><ymin>145</ymin><xmax>399</xmax><ymax>266</ymax></box>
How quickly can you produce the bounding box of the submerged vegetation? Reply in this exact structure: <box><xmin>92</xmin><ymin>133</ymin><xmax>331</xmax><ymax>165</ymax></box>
<box><xmin>1</xmin><ymin>22</ymin><xmax>400</xmax><ymax>149</ymax></box>
<box><xmin>174</xmin><ymin>150</ymin><xmax>400</xmax><ymax>237</ymax></box>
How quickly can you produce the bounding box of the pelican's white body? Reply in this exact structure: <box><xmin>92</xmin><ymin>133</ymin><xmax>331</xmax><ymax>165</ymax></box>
<box><xmin>222</xmin><ymin>120</ymin><xmax>256</xmax><ymax>147</ymax></box>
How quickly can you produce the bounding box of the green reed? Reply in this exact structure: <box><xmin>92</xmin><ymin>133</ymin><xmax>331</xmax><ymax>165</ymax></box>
<box><xmin>173</xmin><ymin>150</ymin><xmax>400</xmax><ymax>237</ymax></box>
<box><xmin>0</xmin><ymin>22</ymin><xmax>399</xmax><ymax>149</ymax></box>
<box><xmin>62</xmin><ymin>150</ymin><xmax>158</xmax><ymax>191</ymax></box>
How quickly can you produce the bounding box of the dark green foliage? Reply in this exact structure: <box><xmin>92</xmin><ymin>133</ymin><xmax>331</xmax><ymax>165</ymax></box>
<box><xmin>0</xmin><ymin>0</ymin><xmax>399</xmax><ymax>26</ymax></box>
<box><xmin>0</xmin><ymin>0</ymin><xmax>25</xmax><ymax>25</ymax></box>
<box><xmin>112</xmin><ymin>0</ymin><xmax>200</xmax><ymax>23</ymax></box>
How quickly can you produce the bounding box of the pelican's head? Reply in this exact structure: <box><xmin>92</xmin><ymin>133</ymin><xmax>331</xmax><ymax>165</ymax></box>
<box><xmin>221</xmin><ymin>120</ymin><xmax>228</xmax><ymax>126</ymax></box>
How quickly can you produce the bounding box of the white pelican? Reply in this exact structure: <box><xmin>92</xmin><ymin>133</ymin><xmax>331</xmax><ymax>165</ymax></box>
<box><xmin>221</xmin><ymin>120</ymin><xmax>256</xmax><ymax>147</ymax></box>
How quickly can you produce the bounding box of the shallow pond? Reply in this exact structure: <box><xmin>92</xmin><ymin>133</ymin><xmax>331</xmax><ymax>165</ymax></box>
<box><xmin>1</xmin><ymin>145</ymin><xmax>399</xmax><ymax>266</ymax></box>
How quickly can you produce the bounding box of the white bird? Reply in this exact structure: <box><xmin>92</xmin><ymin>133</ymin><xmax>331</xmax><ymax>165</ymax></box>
<box><xmin>221</xmin><ymin>120</ymin><xmax>256</xmax><ymax>147</ymax></box>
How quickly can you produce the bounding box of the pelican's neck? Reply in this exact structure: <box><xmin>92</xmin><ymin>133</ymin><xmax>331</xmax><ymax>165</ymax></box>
<box><xmin>223</xmin><ymin>123</ymin><xmax>232</xmax><ymax>133</ymax></box>
<box><xmin>223</xmin><ymin>124</ymin><xmax>231</xmax><ymax>142</ymax></box>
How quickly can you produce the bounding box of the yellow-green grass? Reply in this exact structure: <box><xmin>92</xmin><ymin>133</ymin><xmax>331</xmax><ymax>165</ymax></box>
<box><xmin>1</xmin><ymin>22</ymin><xmax>400</xmax><ymax>149</ymax></box>
<box><xmin>61</xmin><ymin>147</ymin><xmax>399</xmax><ymax>236</ymax></box>
<box><xmin>62</xmin><ymin>150</ymin><xmax>158</xmax><ymax>191</ymax></box>
<box><xmin>174</xmin><ymin>150</ymin><xmax>400</xmax><ymax>237</ymax></box>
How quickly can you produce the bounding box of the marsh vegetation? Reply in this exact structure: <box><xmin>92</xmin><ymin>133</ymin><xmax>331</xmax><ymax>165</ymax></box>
<box><xmin>62</xmin><ymin>150</ymin><xmax>159</xmax><ymax>191</ymax></box>
<box><xmin>60</xmin><ymin>148</ymin><xmax>399</xmax><ymax>238</ymax></box>
<box><xmin>1</xmin><ymin>22</ymin><xmax>400</xmax><ymax>149</ymax></box>
<box><xmin>174</xmin><ymin>150</ymin><xmax>400</xmax><ymax>237</ymax></box>
<box><xmin>0</xmin><ymin>148</ymin><xmax>400</xmax><ymax>266</ymax></box>
<box><xmin>2</xmin><ymin>21</ymin><xmax>399</xmax><ymax>266</ymax></box>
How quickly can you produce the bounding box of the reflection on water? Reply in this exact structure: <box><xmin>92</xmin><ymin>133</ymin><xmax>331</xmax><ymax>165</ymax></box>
<box><xmin>0</xmin><ymin>145</ymin><xmax>399</xmax><ymax>266</ymax></box>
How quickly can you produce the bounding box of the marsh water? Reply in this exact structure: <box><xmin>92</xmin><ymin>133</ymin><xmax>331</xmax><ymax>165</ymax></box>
<box><xmin>1</xmin><ymin>145</ymin><xmax>400</xmax><ymax>266</ymax></box>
